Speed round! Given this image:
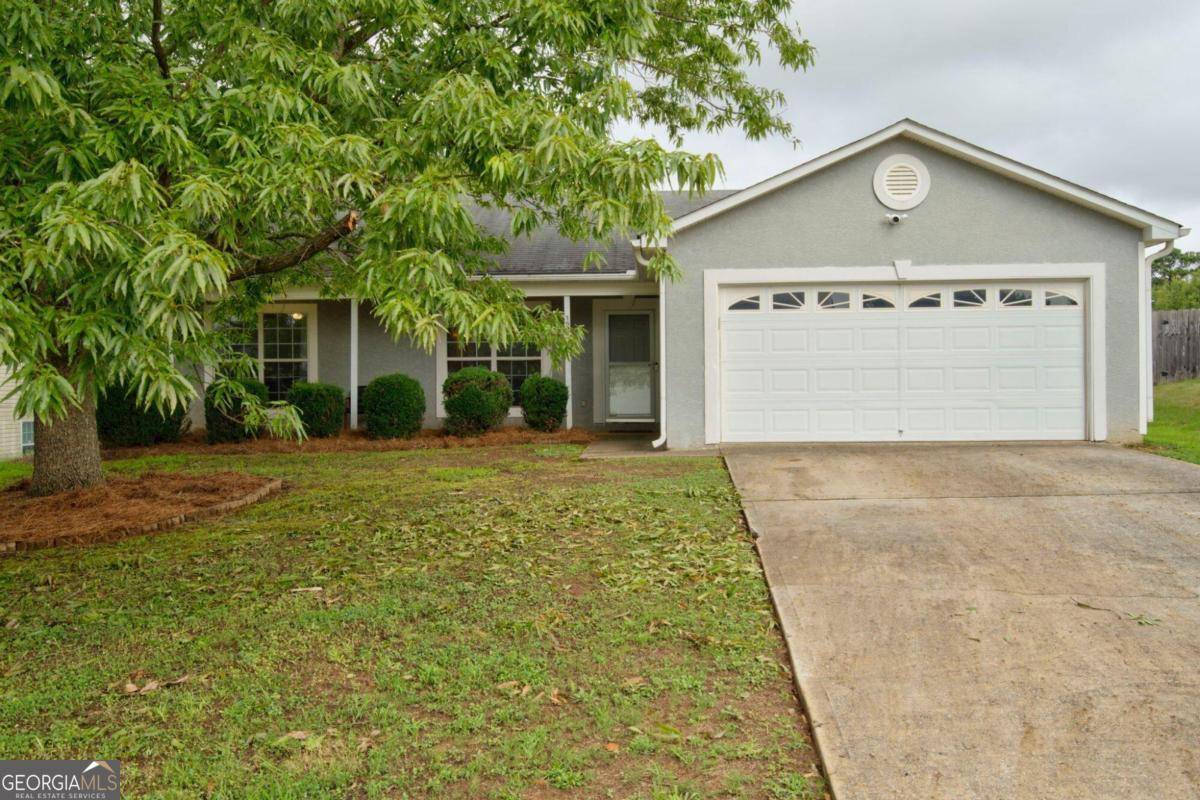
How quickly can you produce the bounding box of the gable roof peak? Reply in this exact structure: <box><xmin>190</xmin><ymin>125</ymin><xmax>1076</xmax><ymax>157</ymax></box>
<box><xmin>670</xmin><ymin>119</ymin><xmax>1182</xmax><ymax>242</ymax></box>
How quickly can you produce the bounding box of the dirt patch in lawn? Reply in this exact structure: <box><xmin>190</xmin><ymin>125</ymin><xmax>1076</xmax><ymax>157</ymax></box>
<box><xmin>0</xmin><ymin>471</ymin><xmax>280</xmax><ymax>552</ymax></box>
<box><xmin>102</xmin><ymin>427</ymin><xmax>594</xmax><ymax>458</ymax></box>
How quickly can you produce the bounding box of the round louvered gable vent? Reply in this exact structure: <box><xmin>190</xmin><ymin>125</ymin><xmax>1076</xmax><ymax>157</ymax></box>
<box><xmin>873</xmin><ymin>154</ymin><xmax>930</xmax><ymax>210</ymax></box>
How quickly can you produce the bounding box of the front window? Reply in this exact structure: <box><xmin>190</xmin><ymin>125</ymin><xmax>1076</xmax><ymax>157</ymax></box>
<box><xmin>215</xmin><ymin>307</ymin><xmax>315</xmax><ymax>402</ymax></box>
<box><xmin>262</xmin><ymin>312</ymin><xmax>309</xmax><ymax>401</ymax></box>
<box><xmin>446</xmin><ymin>333</ymin><xmax>543</xmax><ymax>401</ymax></box>
<box><xmin>21</xmin><ymin>420</ymin><xmax>34</xmax><ymax>455</ymax></box>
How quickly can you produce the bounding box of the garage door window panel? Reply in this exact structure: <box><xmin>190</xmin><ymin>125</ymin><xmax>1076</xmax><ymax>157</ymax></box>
<box><xmin>953</xmin><ymin>289</ymin><xmax>988</xmax><ymax>308</ymax></box>
<box><xmin>907</xmin><ymin>291</ymin><xmax>942</xmax><ymax>309</ymax></box>
<box><xmin>727</xmin><ymin>293</ymin><xmax>762</xmax><ymax>311</ymax></box>
<box><xmin>999</xmin><ymin>289</ymin><xmax>1033</xmax><ymax>307</ymax></box>
<box><xmin>817</xmin><ymin>291</ymin><xmax>851</xmax><ymax>310</ymax></box>
<box><xmin>862</xmin><ymin>291</ymin><xmax>896</xmax><ymax>310</ymax></box>
<box><xmin>1045</xmin><ymin>290</ymin><xmax>1079</xmax><ymax>307</ymax></box>
<box><xmin>771</xmin><ymin>290</ymin><xmax>806</xmax><ymax>311</ymax></box>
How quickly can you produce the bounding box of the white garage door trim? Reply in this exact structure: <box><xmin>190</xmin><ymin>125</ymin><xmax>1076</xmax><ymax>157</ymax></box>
<box><xmin>703</xmin><ymin>263</ymin><xmax>1106</xmax><ymax>444</ymax></box>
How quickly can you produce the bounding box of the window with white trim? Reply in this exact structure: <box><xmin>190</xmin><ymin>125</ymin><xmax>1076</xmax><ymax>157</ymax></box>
<box><xmin>907</xmin><ymin>291</ymin><xmax>942</xmax><ymax>308</ymax></box>
<box><xmin>262</xmin><ymin>312</ymin><xmax>309</xmax><ymax>401</ymax></box>
<box><xmin>1045</xmin><ymin>290</ymin><xmax>1079</xmax><ymax>307</ymax></box>
<box><xmin>446</xmin><ymin>333</ymin><xmax>543</xmax><ymax>399</ymax></box>
<box><xmin>214</xmin><ymin>307</ymin><xmax>316</xmax><ymax>402</ymax></box>
<box><xmin>953</xmin><ymin>288</ymin><xmax>988</xmax><ymax>308</ymax></box>
<box><xmin>862</xmin><ymin>291</ymin><xmax>896</xmax><ymax>309</ymax></box>
<box><xmin>727</xmin><ymin>294</ymin><xmax>761</xmax><ymax>311</ymax></box>
<box><xmin>771</xmin><ymin>290</ymin><xmax>806</xmax><ymax>311</ymax></box>
<box><xmin>999</xmin><ymin>288</ymin><xmax>1033</xmax><ymax>307</ymax></box>
<box><xmin>21</xmin><ymin>420</ymin><xmax>34</xmax><ymax>455</ymax></box>
<box><xmin>817</xmin><ymin>290</ymin><xmax>851</xmax><ymax>310</ymax></box>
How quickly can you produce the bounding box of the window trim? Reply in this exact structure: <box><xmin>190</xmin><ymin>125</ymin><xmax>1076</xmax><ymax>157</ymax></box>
<box><xmin>20</xmin><ymin>419</ymin><xmax>34</xmax><ymax>455</ymax></box>
<box><xmin>221</xmin><ymin>303</ymin><xmax>320</xmax><ymax>400</ymax></box>
<box><xmin>260</xmin><ymin>304</ymin><xmax>319</xmax><ymax>400</ymax></box>
<box><xmin>435</xmin><ymin>330</ymin><xmax>550</xmax><ymax>419</ymax></box>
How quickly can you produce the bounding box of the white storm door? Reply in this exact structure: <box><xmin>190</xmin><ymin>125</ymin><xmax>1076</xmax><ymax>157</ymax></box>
<box><xmin>606</xmin><ymin>311</ymin><xmax>656</xmax><ymax>421</ymax></box>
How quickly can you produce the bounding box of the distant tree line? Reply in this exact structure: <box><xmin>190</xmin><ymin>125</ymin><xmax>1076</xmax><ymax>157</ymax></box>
<box><xmin>1152</xmin><ymin>249</ymin><xmax>1200</xmax><ymax>310</ymax></box>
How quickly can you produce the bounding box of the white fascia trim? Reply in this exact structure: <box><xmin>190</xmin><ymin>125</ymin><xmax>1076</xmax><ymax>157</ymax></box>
<box><xmin>703</xmin><ymin>263</ymin><xmax>1107</xmax><ymax>445</ymax></box>
<box><xmin>673</xmin><ymin>119</ymin><xmax>1183</xmax><ymax>240</ymax></box>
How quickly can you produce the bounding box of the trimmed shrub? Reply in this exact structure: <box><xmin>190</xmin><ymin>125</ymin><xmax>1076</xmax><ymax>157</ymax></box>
<box><xmin>287</xmin><ymin>381</ymin><xmax>345</xmax><ymax>438</ymax></box>
<box><xmin>96</xmin><ymin>384</ymin><xmax>187</xmax><ymax>447</ymax></box>
<box><xmin>520</xmin><ymin>375</ymin><xmax>569</xmax><ymax>432</ymax></box>
<box><xmin>362</xmin><ymin>373</ymin><xmax>425</xmax><ymax>439</ymax></box>
<box><xmin>204</xmin><ymin>378</ymin><xmax>268</xmax><ymax>443</ymax></box>
<box><xmin>442</xmin><ymin>366</ymin><xmax>512</xmax><ymax>436</ymax></box>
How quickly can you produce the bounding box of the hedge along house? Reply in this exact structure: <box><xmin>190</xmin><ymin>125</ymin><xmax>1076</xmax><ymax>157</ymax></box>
<box><xmin>196</xmin><ymin>120</ymin><xmax>1186</xmax><ymax>448</ymax></box>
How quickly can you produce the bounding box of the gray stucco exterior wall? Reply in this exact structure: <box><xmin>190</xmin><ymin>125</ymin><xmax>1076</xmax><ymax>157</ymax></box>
<box><xmin>664</xmin><ymin>138</ymin><xmax>1145</xmax><ymax>448</ymax></box>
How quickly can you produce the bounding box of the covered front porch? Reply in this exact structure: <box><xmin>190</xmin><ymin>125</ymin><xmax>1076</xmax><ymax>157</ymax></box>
<box><xmin>213</xmin><ymin>276</ymin><xmax>664</xmax><ymax>436</ymax></box>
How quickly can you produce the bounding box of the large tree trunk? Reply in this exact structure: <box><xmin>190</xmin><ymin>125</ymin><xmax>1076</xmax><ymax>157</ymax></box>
<box><xmin>29</xmin><ymin>393</ymin><xmax>104</xmax><ymax>496</ymax></box>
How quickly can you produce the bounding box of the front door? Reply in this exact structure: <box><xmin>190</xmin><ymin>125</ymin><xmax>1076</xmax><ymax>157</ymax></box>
<box><xmin>606</xmin><ymin>311</ymin><xmax>656</xmax><ymax>422</ymax></box>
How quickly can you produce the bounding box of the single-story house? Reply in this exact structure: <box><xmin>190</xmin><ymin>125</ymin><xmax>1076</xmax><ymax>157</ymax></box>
<box><xmin>1</xmin><ymin>119</ymin><xmax>1186</xmax><ymax>457</ymax></box>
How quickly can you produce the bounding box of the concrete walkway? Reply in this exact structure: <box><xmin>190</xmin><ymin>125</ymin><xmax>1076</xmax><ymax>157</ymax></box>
<box><xmin>725</xmin><ymin>443</ymin><xmax>1200</xmax><ymax>800</ymax></box>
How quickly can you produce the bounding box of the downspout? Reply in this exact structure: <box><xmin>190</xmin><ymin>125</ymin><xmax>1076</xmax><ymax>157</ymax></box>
<box><xmin>632</xmin><ymin>237</ymin><xmax>668</xmax><ymax>449</ymax></box>
<box><xmin>1145</xmin><ymin>236</ymin><xmax>1184</xmax><ymax>425</ymax></box>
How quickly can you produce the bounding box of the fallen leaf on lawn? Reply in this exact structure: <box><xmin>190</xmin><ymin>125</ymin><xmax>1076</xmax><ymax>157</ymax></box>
<box><xmin>496</xmin><ymin>680</ymin><xmax>519</xmax><ymax>692</ymax></box>
<box><xmin>290</xmin><ymin>586</ymin><xmax>323</xmax><ymax>593</ymax></box>
<box><xmin>605</xmin><ymin>742</ymin><xmax>620</xmax><ymax>752</ymax></box>
<box><xmin>651</xmin><ymin>722</ymin><xmax>682</xmax><ymax>742</ymax></box>
<box><xmin>621</xmin><ymin>676</ymin><xmax>646</xmax><ymax>689</ymax></box>
<box><xmin>138</xmin><ymin>680</ymin><xmax>161</xmax><ymax>694</ymax></box>
<box><xmin>549</xmin><ymin>688</ymin><xmax>564</xmax><ymax>705</ymax></box>
<box><xmin>520</xmin><ymin>684</ymin><xmax>531</xmax><ymax>697</ymax></box>
<box><xmin>122</xmin><ymin>682</ymin><xmax>138</xmax><ymax>694</ymax></box>
<box><xmin>4</xmin><ymin>618</ymin><xmax>17</xmax><ymax>629</ymax></box>
<box><xmin>273</xmin><ymin>730</ymin><xmax>310</xmax><ymax>745</ymax></box>
<box><xmin>356</xmin><ymin>729</ymin><xmax>382</xmax><ymax>752</ymax></box>
<box><xmin>164</xmin><ymin>673</ymin><xmax>190</xmax><ymax>687</ymax></box>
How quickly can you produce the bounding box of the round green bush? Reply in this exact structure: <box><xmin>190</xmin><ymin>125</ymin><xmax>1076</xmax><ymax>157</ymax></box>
<box><xmin>96</xmin><ymin>384</ymin><xmax>187</xmax><ymax>447</ymax></box>
<box><xmin>287</xmin><ymin>381</ymin><xmax>345</xmax><ymax>438</ymax></box>
<box><xmin>362</xmin><ymin>373</ymin><xmax>425</xmax><ymax>439</ymax></box>
<box><xmin>520</xmin><ymin>375</ymin><xmax>569</xmax><ymax>432</ymax></box>
<box><xmin>204</xmin><ymin>378</ymin><xmax>268</xmax><ymax>443</ymax></box>
<box><xmin>442</xmin><ymin>366</ymin><xmax>512</xmax><ymax>436</ymax></box>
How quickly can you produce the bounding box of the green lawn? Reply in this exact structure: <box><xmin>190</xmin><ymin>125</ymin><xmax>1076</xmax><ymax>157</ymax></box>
<box><xmin>0</xmin><ymin>445</ymin><xmax>821</xmax><ymax>799</ymax></box>
<box><xmin>1145</xmin><ymin>379</ymin><xmax>1200</xmax><ymax>464</ymax></box>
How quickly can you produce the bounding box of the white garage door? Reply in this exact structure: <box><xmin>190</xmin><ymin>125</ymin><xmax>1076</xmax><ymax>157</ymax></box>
<box><xmin>719</xmin><ymin>282</ymin><xmax>1086</xmax><ymax>442</ymax></box>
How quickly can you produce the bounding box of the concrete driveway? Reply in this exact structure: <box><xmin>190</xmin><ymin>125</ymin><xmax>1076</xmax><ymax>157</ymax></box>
<box><xmin>726</xmin><ymin>443</ymin><xmax>1200</xmax><ymax>800</ymax></box>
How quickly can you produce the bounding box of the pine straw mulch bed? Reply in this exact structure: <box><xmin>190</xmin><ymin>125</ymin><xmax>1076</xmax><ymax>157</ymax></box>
<box><xmin>0</xmin><ymin>472</ymin><xmax>281</xmax><ymax>553</ymax></box>
<box><xmin>102</xmin><ymin>426</ymin><xmax>595</xmax><ymax>458</ymax></box>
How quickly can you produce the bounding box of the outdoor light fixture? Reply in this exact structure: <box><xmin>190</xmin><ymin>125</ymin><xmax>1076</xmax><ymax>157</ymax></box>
<box><xmin>290</xmin><ymin>312</ymin><xmax>305</xmax><ymax>321</ymax></box>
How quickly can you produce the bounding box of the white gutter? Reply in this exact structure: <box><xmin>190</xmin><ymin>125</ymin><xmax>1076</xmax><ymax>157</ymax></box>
<box><xmin>632</xmin><ymin>237</ymin><xmax>669</xmax><ymax>450</ymax></box>
<box><xmin>1144</xmin><ymin>233</ymin><xmax>1186</xmax><ymax>426</ymax></box>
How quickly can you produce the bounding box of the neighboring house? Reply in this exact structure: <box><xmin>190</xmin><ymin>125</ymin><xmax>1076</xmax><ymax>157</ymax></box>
<box><xmin>202</xmin><ymin>118</ymin><xmax>1181</xmax><ymax>447</ymax></box>
<box><xmin>0</xmin><ymin>366</ymin><xmax>34</xmax><ymax>459</ymax></box>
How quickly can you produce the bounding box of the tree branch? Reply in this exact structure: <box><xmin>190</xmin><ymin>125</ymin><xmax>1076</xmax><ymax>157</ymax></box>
<box><xmin>151</xmin><ymin>0</ymin><xmax>171</xmax><ymax>84</ymax></box>
<box><xmin>228</xmin><ymin>212</ymin><xmax>359</xmax><ymax>282</ymax></box>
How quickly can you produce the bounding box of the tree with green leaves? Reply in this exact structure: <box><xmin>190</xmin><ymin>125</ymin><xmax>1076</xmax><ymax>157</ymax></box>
<box><xmin>1152</xmin><ymin>249</ymin><xmax>1200</xmax><ymax>310</ymax></box>
<box><xmin>1151</xmin><ymin>248</ymin><xmax>1200</xmax><ymax>285</ymax></box>
<box><xmin>0</xmin><ymin>0</ymin><xmax>813</xmax><ymax>495</ymax></box>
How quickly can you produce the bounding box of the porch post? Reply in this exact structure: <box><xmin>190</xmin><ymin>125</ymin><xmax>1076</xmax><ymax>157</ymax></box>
<box><xmin>563</xmin><ymin>295</ymin><xmax>573</xmax><ymax>429</ymax></box>
<box><xmin>349</xmin><ymin>299</ymin><xmax>359</xmax><ymax>430</ymax></box>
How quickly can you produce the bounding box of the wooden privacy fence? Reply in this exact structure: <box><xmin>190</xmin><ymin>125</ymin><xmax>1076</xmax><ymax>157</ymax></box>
<box><xmin>1154</xmin><ymin>309</ymin><xmax>1200</xmax><ymax>383</ymax></box>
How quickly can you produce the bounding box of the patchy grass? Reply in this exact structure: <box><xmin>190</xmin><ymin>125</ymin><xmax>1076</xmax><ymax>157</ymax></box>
<box><xmin>0</xmin><ymin>445</ymin><xmax>822</xmax><ymax>799</ymax></box>
<box><xmin>1143</xmin><ymin>379</ymin><xmax>1200</xmax><ymax>464</ymax></box>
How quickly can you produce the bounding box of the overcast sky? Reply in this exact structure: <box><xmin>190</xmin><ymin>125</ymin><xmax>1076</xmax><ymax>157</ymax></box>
<box><xmin>619</xmin><ymin>0</ymin><xmax>1199</xmax><ymax>247</ymax></box>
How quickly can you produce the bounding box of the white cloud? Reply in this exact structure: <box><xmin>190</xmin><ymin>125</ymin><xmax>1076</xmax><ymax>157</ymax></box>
<box><xmin>619</xmin><ymin>0</ymin><xmax>1199</xmax><ymax>245</ymax></box>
